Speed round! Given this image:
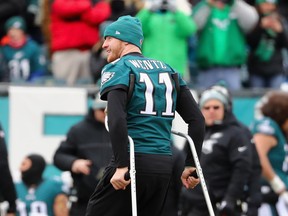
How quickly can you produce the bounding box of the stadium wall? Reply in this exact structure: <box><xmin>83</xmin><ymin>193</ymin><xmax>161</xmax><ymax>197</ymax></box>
<box><xmin>0</xmin><ymin>85</ymin><xmax>263</xmax><ymax>179</ymax></box>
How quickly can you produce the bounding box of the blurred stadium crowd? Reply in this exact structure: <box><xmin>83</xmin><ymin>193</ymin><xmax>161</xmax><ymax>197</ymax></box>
<box><xmin>1</xmin><ymin>0</ymin><xmax>288</xmax><ymax>215</ymax></box>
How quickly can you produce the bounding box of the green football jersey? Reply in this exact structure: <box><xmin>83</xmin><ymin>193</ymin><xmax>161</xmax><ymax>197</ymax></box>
<box><xmin>0</xmin><ymin>39</ymin><xmax>45</xmax><ymax>81</ymax></box>
<box><xmin>100</xmin><ymin>54</ymin><xmax>186</xmax><ymax>155</ymax></box>
<box><xmin>15</xmin><ymin>176</ymin><xmax>67</xmax><ymax>216</ymax></box>
<box><xmin>251</xmin><ymin>117</ymin><xmax>288</xmax><ymax>187</ymax></box>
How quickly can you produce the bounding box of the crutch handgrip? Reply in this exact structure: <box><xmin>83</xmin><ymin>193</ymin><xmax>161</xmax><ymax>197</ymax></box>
<box><xmin>190</xmin><ymin>169</ymin><xmax>198</xmax><ymax>178</ymax></box>
<box><xmin>124</xmin><ymin>171</ymin><xmax>130</xmax><ymax>181</ymax></box>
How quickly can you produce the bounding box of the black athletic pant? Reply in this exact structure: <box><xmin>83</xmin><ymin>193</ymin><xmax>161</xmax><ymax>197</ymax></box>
<box><xmin>85</xmin><ymin>153</ymin><xmax>172</xmax><ymax>216</ymax></box>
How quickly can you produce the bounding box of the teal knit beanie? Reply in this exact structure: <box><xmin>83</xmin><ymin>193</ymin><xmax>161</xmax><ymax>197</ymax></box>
<box><xmin>5</xmin><ymin>16</ymin><xmax>26</xmax><ymax>32</ymax></box>
<box><xmin>199</xmin><ymin>89</ymin><xmax>229</xmax><ymax>109</ymax></box>
<box><xmin>104</xmin><ymin>15</ymin><xmax>144</xmax><ymax>49</ymax></box>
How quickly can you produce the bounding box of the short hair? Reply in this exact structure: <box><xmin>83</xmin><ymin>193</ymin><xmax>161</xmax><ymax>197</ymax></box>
<box><xmin>261</xmin><ymin>90</ymin><xmax>288</xmax><ymax>126</ymax></box>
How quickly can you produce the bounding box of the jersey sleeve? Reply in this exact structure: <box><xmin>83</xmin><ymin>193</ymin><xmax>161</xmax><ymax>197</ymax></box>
<box><xmin>50</xmin><ymin>176</ymin><xmax>69</xmax><ymax>195</ymax></box>
<box><xmin>100</xmin><ymin>61</ymin><xmax>130</xmax><ymax>100</ymax></box>
<box><xmin>251</xmin><ymin>118</ymin><xmax>277</xmax><ymax>137</ymax></box>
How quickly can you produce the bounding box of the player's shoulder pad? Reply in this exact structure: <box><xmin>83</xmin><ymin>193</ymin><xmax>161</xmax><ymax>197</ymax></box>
<box><xmin>101</xmin><ymin>58</ymin><xmax>130</xmax><ymax>86</ymax></box>
<box><xmin>255</xmin><ymin>117</ymin><xmax>276</xmax><ymax>135</ymax></box>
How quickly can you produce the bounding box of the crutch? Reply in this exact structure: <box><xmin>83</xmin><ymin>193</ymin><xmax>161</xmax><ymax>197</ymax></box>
<box><xmin>105</xmin><ymin>116</ymin><xmax>137</xmax><ymax>215</ymax></box>
<box><xmin>172</xmin><ymin>130</ymin><xmax>215</xmax><ymax>216</ymax></box>
<box><xmin>127</xmin><ymin>136</ymin><xmax>137</xmax><ymax>216</ymax></box>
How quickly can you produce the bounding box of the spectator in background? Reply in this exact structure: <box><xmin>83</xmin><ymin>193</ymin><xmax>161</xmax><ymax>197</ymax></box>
<box><xmin>250</xmin><ymin>90</ymin><xmax>288</xmax><ymax>215</ymax></box>
<box><xmin>245</xmin><ymin>0</ymin><xmax>288</xmax><ymax>19</ymax></box>
<box><xmin>0</xmin><ymin>0</ymin><xmax>26</xmax><ymax>39</ymax></box>
<box><xmin>49</xmin><ymin>0</ymin><xmax>111</xmax><ymax>85</ymax></box>
<box><xmin>180</xmin><ymin>86</ymin><xmax>252</xmax><ymax>216</ymax></box>
<box><xmin>136</xmin><ymin>0</ymin><xmax>197</xmax><ymax>82</ymax></box>
<box><xmin>15</xmin><ymin>154</ymin><xmax>69</xmax><ymax>216</ymax></box>
<box><xmin>0</xmin><ymin>123</ymin><xmax>17</xmax><ymax>216</ymax></box>
<box><xmin>192</xmin><ymin>0</ymin><xmax>258</xmax><ymax>90</ymax></box>
<box><xmin>0</xmin><ymin>16</ymin><xmax>47</xmax><ymax>83</ymax></box>
<box><xmin>53</xmin><ymin>94</ymin><xmax>112</xmax><ymax>216</ymax></box>
<box><xmin>246</xmin><ymin>0</ymin><xmax>288</xmax><ymax>89</ymax></box>
<box><xmin>209</xmin><ymin>84</ymin><xmax>262</xmax><ymax>216</ymax></box>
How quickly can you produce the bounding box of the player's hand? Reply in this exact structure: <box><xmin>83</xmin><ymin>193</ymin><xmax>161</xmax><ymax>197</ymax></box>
<box><xmin>71</xmin><ymin>159</ymin><xmax>92</xmax><ymax>175</ymax></box>
<box><xmin>110</xmin><ymin>167</ymin><xmax>130</xmax><ymax>190</ymax></box>
<box><xmin>181</xmin><ymin>166</ymin><xmax>200</xmax><ymax>189</ymax></box>
<box><xmin>261</xmin><ymin>14</ymin><xmax>283</xmax><ymax>33</ymax></box>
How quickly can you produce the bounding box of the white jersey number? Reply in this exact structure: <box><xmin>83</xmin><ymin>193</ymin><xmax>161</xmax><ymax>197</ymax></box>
<box><xmin>139</xmin><ymin>72</ymin><xmax>174</xmax><ymax>116</ymax></box>
<box><xmin>17</xmin><ymin>200</ymin><xmax>48</xmax><ymax>216</ymax></box>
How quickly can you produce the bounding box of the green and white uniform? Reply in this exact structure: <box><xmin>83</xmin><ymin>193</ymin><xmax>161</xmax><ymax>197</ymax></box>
<box><xmin>101</xmin><ymin>54</ymin><xmax>186</xmax><ymax>155</ymax></box>
<box><xmin>15</xmin><ymin>176</ymin><xmax>67</xmax><ymax>216</ymax></box>
<box><xmin>251</xmin><ymin>117</ymin><xmax>288</xmax><ymax>215</ymax></box>
<box><xmin>0</xmin><ymin>39</ymin><xmax>46</xmax><ymax>81</ymax></box>
<box><xmin>86</xmin><ymin>15</ymin><xmax>205</xmax><ymax>216</ymax></box>
<box><xmin>251</xmin><ymin>117</ymin><xmax>288</xmax><ymax>187</ymax></box>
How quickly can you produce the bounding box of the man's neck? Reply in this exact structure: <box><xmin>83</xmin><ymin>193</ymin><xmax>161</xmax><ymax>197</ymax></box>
<box><xmin>121</xmin><ymin>44</ymin><xmax>141</xmax><ymax>57</ymax></box>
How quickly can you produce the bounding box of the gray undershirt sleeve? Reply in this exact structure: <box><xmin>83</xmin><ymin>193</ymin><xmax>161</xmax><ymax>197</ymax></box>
<box><xmin>231</xmin><ymin>0</ymin><xmax>259</xmax><ymax>33</ymax></box>
<box><xmin>192</xmin><ymin>4</ymin><xmax>212</xmax><ymax>30</ymax></box>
